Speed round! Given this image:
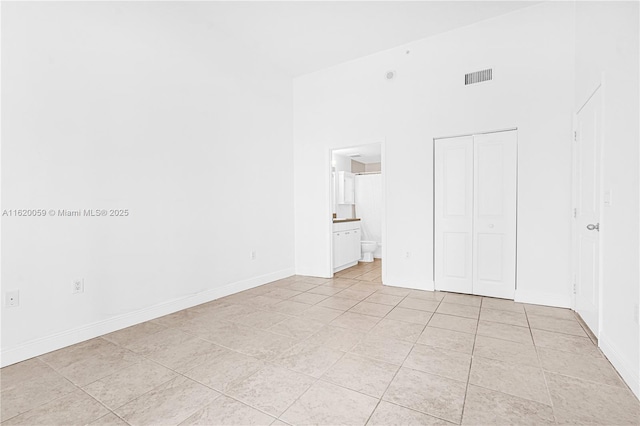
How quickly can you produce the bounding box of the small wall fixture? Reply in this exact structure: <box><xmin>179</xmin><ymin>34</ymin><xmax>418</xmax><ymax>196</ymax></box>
<box><xmin>385</xmin><ymin>70</ymin><xmax>396</xmax><ymax>80</ymax></box>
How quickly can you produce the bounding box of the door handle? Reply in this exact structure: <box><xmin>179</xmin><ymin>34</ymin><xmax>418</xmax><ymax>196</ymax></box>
<box><xmin>586</xmin><ymin>223</ymin><xmax>599</xmax><ymax>231</ymax></box>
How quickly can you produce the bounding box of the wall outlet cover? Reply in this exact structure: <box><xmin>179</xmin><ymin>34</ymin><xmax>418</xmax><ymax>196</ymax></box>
<box><xmin>73</xmin><ymin>279</ymin><xmax>84</xmax><ymax>294</ymax></box>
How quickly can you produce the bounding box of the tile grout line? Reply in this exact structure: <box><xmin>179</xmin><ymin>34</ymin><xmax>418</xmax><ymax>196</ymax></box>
<box><xmin>458</xmin><ymin>297</ymin><xmax>481</xmax><ymax>425</ymax></box>
<box><xmin>524</xmin><ymin>305</ymin><xmax>559</xmax><ymax>425</ymax></box>
<box><xmin>362</xmin><ymin>291</ymin><xmax>456</xmax><ymax>425</ymax></box>
<box><xmin>362</xmin><ymin>295</ymin><xmax>421</xmax><ymax>426</ymax></box>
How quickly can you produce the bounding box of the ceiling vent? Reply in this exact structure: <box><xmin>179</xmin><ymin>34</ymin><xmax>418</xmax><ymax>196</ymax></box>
<box><xmin>465</xmin><ymin>68</ymin><xmax>492</xmax><ymax>85</ymax></box>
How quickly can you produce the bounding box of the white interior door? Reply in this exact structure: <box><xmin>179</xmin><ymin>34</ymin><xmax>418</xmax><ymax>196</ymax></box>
<box><xmin>575</xmin><ymin>88</ymin><xmax>601</xmax><ymax>336</ymax></box>
<box><xmin>472</xmin><ymin>131</ymin><xmax>517</xmax><ymax>299</ymax></box>
<box><xmin>435</xmin><ymin>136</ymin><xmax>474</xmax><ymax>294</ymax></box>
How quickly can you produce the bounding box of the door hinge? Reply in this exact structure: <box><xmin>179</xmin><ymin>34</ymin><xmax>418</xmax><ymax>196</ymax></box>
<box><xmin>572</xmin><ymin>275</ymin><xmax>577</xmax><ymax>294</ymax></box>
<box><xmin>573</xmin><ymin>208</ymin><xmax>577</xmax><ymax>219</ymax></box>
<box><xmin>574</xmin><ymin>131</ymin><xmax>577</xmax><ymax>142</ymax></box>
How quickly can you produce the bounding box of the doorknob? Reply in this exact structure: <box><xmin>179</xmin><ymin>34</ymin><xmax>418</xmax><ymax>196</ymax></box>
<box><xmin>586</xmin><ymin>223</ymin><xmax>600</xmax><ymax>231</ymax></box>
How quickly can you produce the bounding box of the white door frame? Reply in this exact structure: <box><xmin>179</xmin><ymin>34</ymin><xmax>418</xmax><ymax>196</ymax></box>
<box><xmin>433</xmin><ymin>127</ymin><xmax>519</xmax><ymax>297</ymax></box>
<box><xmin>328</xmin><ymin>141</ymin><xmax>386</xmax><ymax>282</ymax></box>
<box><xmin>571</xmin><ymin>78</ymin><xmax>605</xmax><ymax>338</ymax></box>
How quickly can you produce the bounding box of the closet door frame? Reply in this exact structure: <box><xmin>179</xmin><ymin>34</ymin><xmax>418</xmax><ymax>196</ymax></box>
<box><xmin>433</xmin><ymin>128</ymin><xmax>518</xmax><ymax>299</ymax></box>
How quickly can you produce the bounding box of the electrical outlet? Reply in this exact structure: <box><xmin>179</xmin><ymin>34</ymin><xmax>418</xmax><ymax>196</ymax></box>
<box><xmin>73</xmin><ymin>278</ymin><xmax>84</xmax><ymax>294</ymax></box>
<box><xmin>405</xmin><ymin>251</ymin><xmax>411</xmax><ymax>259</ymax></box>
<box><xmin>5</xmin><ymin>290</ymin><xmax>19</xmax><ymax>308</ymax></box>
<box><xmin>250</xmin><ymin>251</ymin><xmax>257</xmax><ymax>261</ymax></box>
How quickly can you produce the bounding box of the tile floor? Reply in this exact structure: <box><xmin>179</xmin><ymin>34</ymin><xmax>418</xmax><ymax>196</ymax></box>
<box><xmin>2</xmin><ymin>259</ymin><xmax>639</xmax><ymax>425</ymax></box>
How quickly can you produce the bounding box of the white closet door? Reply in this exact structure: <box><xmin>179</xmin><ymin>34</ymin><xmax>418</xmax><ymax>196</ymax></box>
<box><xmin>435</xmin><ymin>136</ymin><xmax>474</xmax><ymax>294</ymax></box>
<box><xmin>472</xmin><ymin>131</ymin><xmax>517</xmax><ymax>299</ymax></box>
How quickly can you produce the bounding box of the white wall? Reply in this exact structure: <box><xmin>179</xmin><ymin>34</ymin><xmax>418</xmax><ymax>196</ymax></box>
<box><xmin>1</xmin><ymin>2</ymin><xmax>294</xmax><ymax>365</ymax></box>
<box><xmin>294</xmin><ymin>2</ymin><xmax>575</xmax><ymax>303</ymax></box>
<box><xmin>575</xmin><ymin>1</ymin><xmax>640</xmax><ymax>397</ymax></box>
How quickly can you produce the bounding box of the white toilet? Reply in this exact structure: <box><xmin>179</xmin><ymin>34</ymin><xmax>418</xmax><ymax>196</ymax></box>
<box><xmin>360</xmin><ymin>241</ymin><xmax>378</xmax><ymax>262</ymax></box>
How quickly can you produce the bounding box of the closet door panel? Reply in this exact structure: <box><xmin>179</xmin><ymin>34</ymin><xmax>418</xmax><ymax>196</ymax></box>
<box><xmin>435</xmin><ymin>136</ymin><xmax>474</xmax><ymax>294</ymax></box>
<box><xmin>472</xmin><ymin>131</ymin><xmax>517</xmax><ymax>299</ymax></box>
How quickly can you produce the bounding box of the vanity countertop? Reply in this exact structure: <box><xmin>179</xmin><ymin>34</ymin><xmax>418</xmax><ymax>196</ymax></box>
<box><xmin>333</xmin><ymin>218</ymin><xmax>361</xmax><ymax>223</ymax></box>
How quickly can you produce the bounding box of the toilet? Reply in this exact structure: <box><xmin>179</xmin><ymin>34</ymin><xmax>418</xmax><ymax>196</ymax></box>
<box><xmin>360</xmin><ymin>241</ymin><xmax>378</xmax><ymax>262</ymax></box>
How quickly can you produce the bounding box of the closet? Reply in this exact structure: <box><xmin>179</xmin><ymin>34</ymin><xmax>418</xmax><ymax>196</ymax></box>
<box><xmin>434</xmin><ymin>130</ymin><xmax>517</xmax><ymax>299</ymax></box>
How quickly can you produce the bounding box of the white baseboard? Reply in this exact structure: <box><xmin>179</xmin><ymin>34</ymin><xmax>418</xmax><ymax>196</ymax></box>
<box><xmin>0</xmin><ymin>268</ymin><xmax>294</xmax><ymax>368</ymax></box>
<box><xmin>599</xmin><ymin>333</ymin><xmax>640</xmax><ymax>399</ymax></box>
<box><xmin>334</xmin><ymin>261</ymin><xmax>358</xmax><ymax>274</ymax></box>
<box><xmin>384</xmin><ymin>277</ymin><xmax>435</xmax><ymax>292</ymax></box>
<box><xmin>514</xmin><ymin>289</ymin><xmax>572</xmax><ymax>308</ymax></box>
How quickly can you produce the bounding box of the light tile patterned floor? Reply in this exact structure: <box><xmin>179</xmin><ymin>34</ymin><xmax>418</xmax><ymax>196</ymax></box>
<box><xmin>2</xmin><ymin>259</ymin><xmax>639</xmax><ymax>425</ymax></box>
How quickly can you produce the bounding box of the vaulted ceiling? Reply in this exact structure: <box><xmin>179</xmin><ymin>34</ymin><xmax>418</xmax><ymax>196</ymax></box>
<box><xmin>172</xmin><ymin>1</ymin><xmax>541</xmax><ymax>76</ymax></box>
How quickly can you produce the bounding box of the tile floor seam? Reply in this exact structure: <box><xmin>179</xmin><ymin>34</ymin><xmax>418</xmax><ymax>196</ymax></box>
<box><xmin>315</xmin><ymin>374</ymin><xmax>391</xmax><ymax>405</ymax></box>
<box><xmin>0</xmin><ymin>387</ymin><xmax>70</xmax><ymax>424</ymax></box>
<box><xmin>374</xmin><ymin>400</ymin><xmax>459</xmax><ymax>426</ymax></box>
<box><xmin>427</xmin><ymin>323</ymin><xmax>475</xmax><ymax>335</ymax></box>
<box><xmin>85</xmin><ymin>368</ymin><xmax>181</xmax><ymax>413</ymax></box>
<box><xmin>402</xmin><ymin>348</ymin><xmax>472</xmax><ymax>387</ymax></box>
<box><xmin>596</xmin><ymin>352</ymin><xmax>639</xmax><ymax>395</ymax></box>
<box><xmin>528</xmin><ymin>324</ymin><xmax>591</xmax><ymax>338</ymax></box>
<box><xmin>458</xmin><ymin>302</ymin><xmax>481</xmax><ymax>426</ymax></box>
<box><xmin>271</xmin><ymin>371</ymin><xmax>323</xmax><ymax>421</ymax></box>
<box><xmin>362</xmin><ymin>338</ymin><xmax>413</xmax><ymax>426</ymax></box>
<box><xmin>468</xmin><ymin>355</ymin><xmax>554</xmax><ymax>408</ymax></box>
<box><xmin>364</xmin><ymin>347</ymin><xmax>413</xmax><ymax>426</ymax></box>
<box><xmin>142</xmin><ymin>382</ymin><xmax>224</xmax><ymax>426</ymax></box>
<box><xmin>539</xmin><ymin>367</ymin><xmax>630</xmax><ymax>391</ymax></box>
<box><xmin>377</xmin><ymin>370</ymin><xmax>460</xmax><ymax>426</ymax></box>
<box><xmin>75</xmin><ymin>384</ymin><xmax>123</xmax><ymax>423</ymax></box>
<box><xmin>411</xmin><ymin>340</ymin><xmax>472</xmax><ymax>358</ymax></box>
<box><xmin>5</xmin><ymin>379</ymin><xmax>109</xmax><ymax>425</ymax></box>
<box><xmin>35</xmin><ymin>338</ymin><xmax>143</xmax><ymax>385</ymax></box>
<box><xmin>473</xmin><ymin>333</ymin><xmax>533</xmax><ymax>346</ymax></box>
<box><xmin>82</xmin><ymin>344</ymin><xmax>226</xmax><ymax>415</ymax></box>
<box><xmin>526</xmin><ymin>305</ymin><xmax>559</xmax><ymax>424</ymax></box>
<box><xmin>344</xmin><ymin>347</ymin><xmax>403</xmax><ymax>368</ymax></box>
<box><xmin>194</xmin><ymin>393</ymin><xmax>278</xmax><ymax>424</ymax></box>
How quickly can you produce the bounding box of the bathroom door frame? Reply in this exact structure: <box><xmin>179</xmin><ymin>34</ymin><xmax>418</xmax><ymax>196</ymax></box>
<box><xmin>328</xmin><ymin>140</ymin><xmax>387</xmax><ymax>282</ymax></box>
<box><xmin>432</xmin><ymin>127</ymin><xmax>519</xmax><ymax>298</ymax></box>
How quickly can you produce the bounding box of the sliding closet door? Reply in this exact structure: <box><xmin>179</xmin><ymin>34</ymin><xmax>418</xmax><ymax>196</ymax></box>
<box><xmin>434</xmin><ymin>136</ymin><xmax>474</xmax><ymax>294</ymax></box>
<box><xmin>472</xmin><ymin>131</ymin><xmax>517</xmax><ymax>299</ymax></box>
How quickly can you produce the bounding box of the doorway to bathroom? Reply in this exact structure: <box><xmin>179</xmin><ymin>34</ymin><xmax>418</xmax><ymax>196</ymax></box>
<box><xmin>330</xmin><ymin>143</ymin><xmax>384</xmax><ymax>282</ymax></box>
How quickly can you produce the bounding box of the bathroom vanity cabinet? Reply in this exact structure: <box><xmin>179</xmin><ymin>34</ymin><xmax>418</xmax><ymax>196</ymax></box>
<box><xmin>333</xmin><ymin>220</ymin><xmax>361</xmax><ymax>272</ymax></box>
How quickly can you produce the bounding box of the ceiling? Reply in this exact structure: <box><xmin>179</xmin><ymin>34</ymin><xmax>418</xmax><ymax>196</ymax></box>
<box><xmin>334</xmin><ymin>144</ymin><xmax>382</xmax><ymax>164</ymax></box>
<box><xmin>185</xmin><ymin>1</ymin><xmax>541</xmax><ymax>76</ymax></box>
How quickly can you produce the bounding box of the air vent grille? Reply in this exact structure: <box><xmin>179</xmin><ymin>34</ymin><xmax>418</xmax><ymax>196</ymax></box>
<box><xmin>465</xmin><ymin>68</ymin><xmax>493</xmax><ymax>85</ymax></box>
